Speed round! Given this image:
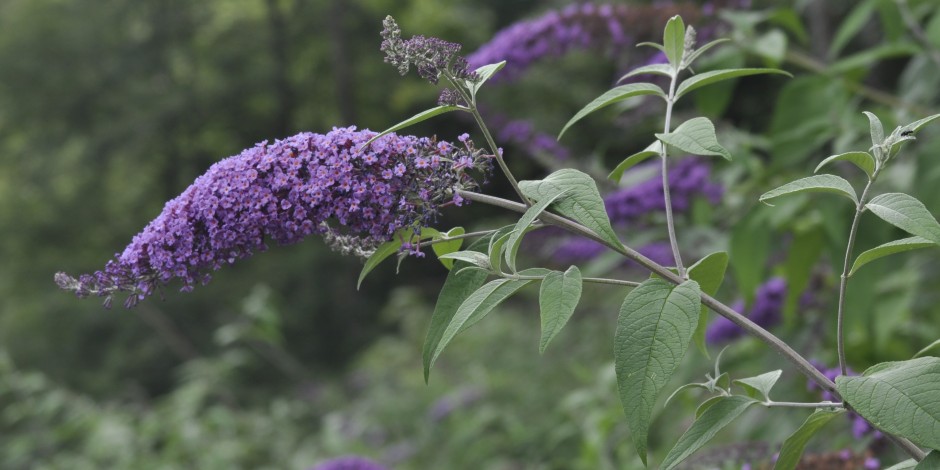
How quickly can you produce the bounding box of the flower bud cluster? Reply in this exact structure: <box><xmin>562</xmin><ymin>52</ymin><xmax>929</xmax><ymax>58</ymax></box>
<box><xmin>380</xmin><ymin>16</ymin><xmax>477</xmax><ymax>86</ymax></box>
<box><xmin>56</xmin><ymin>127</ymin><xmax>491</xmax><ymax>308</ymax></box>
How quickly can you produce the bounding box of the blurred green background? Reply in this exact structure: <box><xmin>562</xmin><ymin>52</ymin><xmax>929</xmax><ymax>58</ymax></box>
<box><xmin>3</xmin><ymin>0</ymin><xmax>940</xmax><ymax>468</ymax></box>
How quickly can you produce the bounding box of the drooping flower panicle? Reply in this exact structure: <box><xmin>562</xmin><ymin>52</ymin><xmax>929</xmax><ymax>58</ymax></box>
<box><xmin>381</xmin><ymin>16</ymin><xmax>477</xmax><ymax>86</ymax></box>
<box><xmin>56</xmin><ymin>127</ymin><xmax>491</xmax><ymax>308</ymax></box>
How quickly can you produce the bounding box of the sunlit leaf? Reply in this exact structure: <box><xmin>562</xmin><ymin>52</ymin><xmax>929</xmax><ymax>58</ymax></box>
<box><xmin>656</xmin><ymin>117</ymin><xmax>731</xmax><ymax>160</ymax></box>
<box><xmin>538</xmin><ymin>266</ymin><xmax>583</xmax><ymax>353</ymax></box>
<box><xmin>759</xmin><ymin>175</ymin><xmax>858</xmax><ymax>206</ymax></box>
<box><xmin>814</xmin><ymin>151</ymin><xmax>876</xmax><ymax>178</ymax></box>
<box><xmin>558</xmin><ymin>83</ymin><xmax>666</xmax><ymax>139</ymax></box>
<box><xmin>866</xmin><ymin>193</ymin><xmax>940</xmax><ymax>244</ymax></box>
<box><xmin>850</xmin><ymin>236</ymin><xmax>936</xmax><ymax>276</ymax></box>
<box><xmin>675</xmin><ymin>68</ymin><xmax>791</xmax><ymax>100</ymax></box>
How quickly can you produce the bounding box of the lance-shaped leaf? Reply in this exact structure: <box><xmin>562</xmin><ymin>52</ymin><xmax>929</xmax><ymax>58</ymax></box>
<box><xmin>866</xmin><ymin>193</ymin><xmax>940</xmax><ymax>244</ymax></box>
<box><xmin>488</xmin><ymin>231</ymin><xmax>512</xmax><ymax>274</ymax></box>
<box><xmin>759</xmin><ymin>175</ymin><xmax>858</xmax><ymax>206</ymax></box>
<box><xmin>608</xmin><ymin>142</ymin><xmax>662</xmax><ymax>182</ymax></box>
<box><xmin>863</xmin><ymin>111</ymin><xmax>885</xmax><ymax>150</ymax></box>
<box><xmin>675</xmin><ymin>68</ymin><xmax>791</xmax><ymax>100</ymax></box>
<box><xmin>814</xmin><ymin>151</ymin><xmax>876</xmax><ymax>178</ymax></box>
<box><xmin>850</xmin><ymin>236</ymin><xmax>936</xmax><ymax>276</ymax></box>
<box><xmin>683</xmin><ymin>38</ymin><xmax>731</xmax><ymax>66</ymax></box>
<box><xmin>558</xmin><ymin>83</ymin><xmax>666</xmax><ymax>139</ymax></box>
<box><xmin>358</xmin><ymin>238</ymin><xmax>403</xmax><ymax>289</ymax></box>
<box><xmin>836</xmin><ymin>357</ymin><xmax>940</xmax><ymax>449</ymax></box>
<box><xmin>432</xmin><ymin>227</ymin><xmax>465</xmax><ymax>269</ymax></box>
<box><xmin>734</xmin><ymin>370</ymin><xmax>782</xmax><ymax>401</ymax></box>
<box><xmin>438</xmin><ymin>250</ymin><xmax>491</xmax><ymax>270</ymax></box>
<box><xmin>469</xmin><ymin>60</ymin><xmax>506</xmax><ymax>95</ymax></box>
<box><xmin>505</xmin><ymin>190</ymin><xmax>569</xmax><ymax>272</ymax></box>
<box><xmin>656</xmin><ymin>117</ymin><xmax>731</xmax><ymax>160</ymax></box>
<box><xmin>458</xmin><ymin>267</ymin><xmax>550</xmax><ymax>335</ymax></box>
<box><xmin>905</xmin><ymin>113</ymin><xmax>940</xmax><ymax>133</ymax></box>
<box><xmin>615</xmin><ymin>278</ymin><xmax>702</xmax><ymax>465</ymax></box>
<box><xmin>914</xmin><ymin>339</ymin><xmax>940</xmax><ymax>359</ymax></box>
<box><xmin>774</xmin><ymin>410</ymin><xmax>846</xmax><ymax>470</ymax></box>
<box><xmin>617</xmin><ymin>63</ymin><xmax>674</xmax><ymax>83</ymax></box>
<box><xmin>423</xmin><ymin>236</ymin><xmax>494</xmax><ymax>381</ymax></box>
<box><xmin>661</xmin><ymin>396</ymin><xmax>759</xmax><ymax>470</ymax></box>
<box><xmin>363</xmin><ymin>105</ymin><xmax>460</xmax><ymax>147</ymax></box>
<box><xmin>539</xmin><ymin>266</ymin><xmax>583</xmax><ymax>353</ymax></box>
<box><xmin>519</xmin><ymin>169</ymin><xmax>622</xmax><ymax>249</ymax></box>
<box><xmin>687</xmin><ymin>251</ymin><xmax>729</xmax><ymax>357</ymax></box>
<box><xmin>662</xmin><ymin>15</ymin><xmax>686</xmax><ymax>69</ymax></box>
<box><xmin>429</xmin><ymin>277</ymin><xmax>535</xmax><ymax>372</ymax></box>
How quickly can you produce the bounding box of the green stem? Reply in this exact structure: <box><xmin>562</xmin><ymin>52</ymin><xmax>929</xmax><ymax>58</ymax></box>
<box><xmin>457</xmin><ymin>189</ymin><xmax>926</xmax><ymax>461</ymax></box>
<box><xmin>763</xmin><ymin>400</ymin><xmax>843</xmax><ymax>409</ymax></box>
<box><xmin>505</xmin><ymin>273</ymin><xmax>640</xmax><ymax>288</ymax></box>
<box><xmin>836</xmin><ymin>176</ymin><xmax>875</xmax><ymax>376</ymax></box>
<box><xmin>661</xmin><ymin>70</ymin><xmax>687</xmax><ymax>279</ymax></box>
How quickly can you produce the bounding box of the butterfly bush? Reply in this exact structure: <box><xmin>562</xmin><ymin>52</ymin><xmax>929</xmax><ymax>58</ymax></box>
<box><xmin>808</xmin><ymin>362</ymin><xmax>883</xmax><ymax>441</ymax></box>
<box><xmin>309</xmin><ymin>456</ymin><xmax>388</xmax><ymax>470</ymax></box>
<box><xmin>705</xmin><ymin>278</ymin><xmax>787</xmax><ymax>344</ymax></box>
<box><xmin>55</xmin><ymin>127</ymin><xmax>491</xmax><ymax>308</ymax></box>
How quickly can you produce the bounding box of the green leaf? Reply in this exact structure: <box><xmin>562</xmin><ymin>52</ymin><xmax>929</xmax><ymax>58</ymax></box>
<box><xmin>608</xmin><ymin>142</ymin><xmax>662</xmax><ymax>182</ymax></box>
<box><xmin>656</xmin><ymin>117</ymin><xmax>731</xmax><ymax>160</ymax></box>
<box><xmin>687</xmin><ymin>252</ymin><xmax>729</xmax><ymax>357</ymax></box>
<box><xmin>558</xmin><ymin>83</ymin><xmax>666</xmax><ymax>139</ymax></box>
<box><xmin>674</xmin><ymin>68</ymin><xmax>791</xmax><ymax>101</ymax></box>
<box><xmin>915</xmin><ymin>451</ymin><xmax>940</xmax><ymax>469</ymax></box>
<box><xmin>617</xmin><ymin>63</ymin><xmax>674</xmax><ymax>83</ymax></box>
<box><xmin>505</xmin><ymin>190</ymin><xmax>570</xmax><ymax>272</ymax></box>
<box><xmin>488</xmin><ymin>232</ymin><xmax>512</xmax><ymax>274</ymax></box>
<box><xmin>914</xmin><ymin>339</ymin><xmax>940</xmax><ymax>359</ymax></box>
<box><xmin>357</xmin><ymin>238</ymin><xmax>402</xmax><ymax>289</ymax></box>
<box><xmin>850</xmin><ymin>236</ymin><xmax>936</xmax><ymax>276</ymax></box>
<box><xmin>432</xmin><ymin>227</ymin><xmax>465</xmax><ymax>269</ymax></box>
<box><xmin>423</xmin><ymin>235</ymin><xmax>494</xmax><ymax>381</ymax></box>
<box><xmin>429</xmin><ymin>277</ymin><xmax>534</xmax><ymax>372</ymax></box>
<box><xmin>828</xmin><ymin>0</ymin><xmax>877</xmax><ymax>58</ymax></box>
<box><xmin>363</xmin><ymin>106</ymin><xmax>460</xmax><ymax>147</ymax></box>
<box><xmin>457</xmin><ymin>268</ymin><xmax>549</xmax><ymax>335</ymax></box>
<box><xmin>663</xmin><ymin>383</ymin><xmax>710</xmax><ymax>408</ymax></box>
<box><xmin>884</xmin><ymin>459</ymin><xmax>918</xmax><ymax>470</ymax></box>
<box><xmin>774</xmin><ymin>410</ymin><xmax>846</xmax><ymax>470</ymax></box>
<box><xmin>519</xmin><ymin>169</ymin><xmax>623</xmax><ymax>250</ymax></box>
<box><xmin>906</xmin><ymin>113</ymin><xmax>940</xmax><ymax>133</ymax></box>
<box><xmin>615</xmin><ymin>278</ymin><xmax>702</xmax><ymax>465</ymax></box>
<box><xmin>814</xmin><ymin>151</ymin><xmax>876</xmax><ymax>178</ymax></box>
<box><xmin>836</xmin><ymin>357</ymin><xmax>940</xmax><ymax>449</ymax></box>
<box><xmin>759</xmin><ymin>175</ymin><xmax>858</xmax><ymax>206</ymax></box>
<box><xmin>438</xmin><ymin>250</ymin><xmax>491</xmax><ymax>270</ymax></box>
<box><xmin>733</xmin><ymin>370</ymin><xmax>782</xmax><ymax>401</ymax></box>
<box><xmin>636</xmin><ymin>42</ymin><xmax>667</xmax><ymax>54</ymax></box>
<box><xmin>863</xmin><ymin>111</ymin><xmax>885</xmax><ymax>149</ymax></box>
<box><xmin>866</xmin><ymin>193</ymin><xmax>940</xmax><ymax>244</ymax></box>
<box><xmin>663</xmin><ymin>15</ymin><xmax>686</xmax><ymax>69</ymax></box>
<box><xmin>538</xmin><ymin>266</ymin><xmax>583</xmax><ymax>353</ymax></box>
<box><xmin>661</xmin><ymin>396</ymin><xmax>759</xmax><ymax>470</ymax></box>
<box><xmin>469</xmin><ymin>60</ymin><xmax>506</xmax><ymax>95</ymax></box>
<box><xmin>683</xmin><ymin>38</ymin><xmax>731</xmax><ymax>66</ymax></box>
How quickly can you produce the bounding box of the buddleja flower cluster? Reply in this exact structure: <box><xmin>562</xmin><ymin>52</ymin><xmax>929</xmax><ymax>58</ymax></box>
<box><xmin>56</xmin><ymin>127</ymin><xmax>492</xmax><ymax>308</ymax></box>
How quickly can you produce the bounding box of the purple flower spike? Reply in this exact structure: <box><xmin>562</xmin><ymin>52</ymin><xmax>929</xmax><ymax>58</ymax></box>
<box><xmin>705</xmin><ymin>278</ymin><xmax>787</xmax><ymax>344</ymax></box>
<box><xmin>56</xmin><ymin>127</ymin><xmax>491</xmax><ymax>308</ymax></box>
<box><xmin>310</xmin><ymin>456</ymin><xmax>388</xmax><ymax>470</ymax></box>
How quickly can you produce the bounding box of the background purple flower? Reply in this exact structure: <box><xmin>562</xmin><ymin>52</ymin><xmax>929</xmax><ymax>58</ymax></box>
<box><xmin>310</xmin><ymin>456</ymin><xmax>388</xmax><ymax>470</ymax></box>
<box><xmin>705</xmin><ymin>278</ymin><xmax>786</xmax><ymax>344</ymax></box>
<box><xmin>808</xmin><ymin>362</ymin><xmax>884</xmax><ymax>441</ymax></box>
<box><xmin>56</xmin><ymin>127</ymin><xmax>490</xmax><ymax>307</ymax></box>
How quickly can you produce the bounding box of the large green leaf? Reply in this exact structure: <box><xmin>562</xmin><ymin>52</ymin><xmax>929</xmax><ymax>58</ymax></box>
<box><xmin>866</xmin><ymin>193</ymin><xmax>940</xmax><ymax>244</ymax></box>
<box><xmin>916</xmin><ymin>451</ymin><xmax>940</xmax><ymax>469</ymax></box>
<box><xmin>357</xmin><ymin>238</ymin><xmax>403</xmax><ymax>289</ymax></box>
<box><xmin>608</xmin><ymin>142</ymin><xmax>662</xmax><ymax>182</ymax></box>
<box><xmin>774</xmin><ymin>410</ymin><xmax>845</xmax><ymax>470</ymax></box>
<box><xmin>674</xmin><ymin>68</ymin><xmax>791</xmax><ymax>100</ymax></box>
<box><xmin>660</xmin><ymin>396</ymin><xmax>758</xmax><ymax>470</ymax></box>
<box><xmin>519</xmin><ymin>169</ymin><xmax>622</xmax><ymax>250</ymax></box>
<box><xmin>558</xmin><ymin>83</ymin><xmax>666</xmax><ymax>139</ymax></box>
<box><xmin>422</xmin><ymin>236</ymin><xmax>494</xmax><ymax>381</ymax></box>
<box><xmin>759</xmin><ymin>175</ymin><xmax>858</xmax><ymax>206</ymax></box>
<box><xmin>836</xmin><ymin>357</ymin><xmax>940</xmax><ymax>449</ymax></box>
<box><xmin>428</xmin><ymin>277</ymin><xmax>534</xmax><ymax>372</ymax></box>
<box><xmin>505</xmin><ymin>190</ymin><xmax>569</xmax><ymax>272</ymax></box>
<box><xmin>538</xmin><ymin>266</ymin><xmax>583</xmax><ymax>353</ymax></box>
<box><xmin>363</xmin><ymin>105</ymin><xmax>460</xmax><ymax>147</ymax></box>
<box><xmin>850</xmin><ymin>236</ymin><xmax>936</xmax><ymax>276</ymax></box>
<box><xmin>656</xmin><ymin>117</ymin><xmax>731</xmax><ymax>160</ymax></box>
<box><xmin>687</xmin><ymin>252</ymin><xmax>729</xmax><ymax>357</ymax></box>
<box><xmin>814</xmin><ymin>151</ymin><xmax>876</xmax><ymax>178</ymax></box>
<box><xmin>663</xmin><ymin>15</ymin><xmax>686</xmax><ymax>69</ymax></box>
<box><xmin>615</xmin><ymin>278</ymin><xmax>702</xmax><ymax>465</ymax></box>
<box><xmin>617</xmin><ymin>64</ymin><xmax>674</xmax><ymax>83</ymax></box>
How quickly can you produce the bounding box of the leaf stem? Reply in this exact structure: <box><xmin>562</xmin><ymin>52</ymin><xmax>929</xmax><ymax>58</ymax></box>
<box><xmin>837</xmin><ymin>176</ymin><xmax>875</xmax><ymax>376</ymax></box>
<box><xmin>505</xmin><ymin>273</ymin><xmax>640</xmax><ymax>287</ymax></box>
<box><xmin>762</xmin><ymin>400</ymin><xmax>843</xmax><ymax>409</ymax></box>
<box><xmin>661</xmin><ymin>70</ymin><xmax>687</xmax><ymax>279</ymax></box>
<box><xmin>415</xmin><ymin>229</ymin><xmax>503</xmax><ymax>249</ymax></box>
<box><xmin>456</xmin><ymin>189</ymin><xmax>926</xmax><ymax>461</ymax></box>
